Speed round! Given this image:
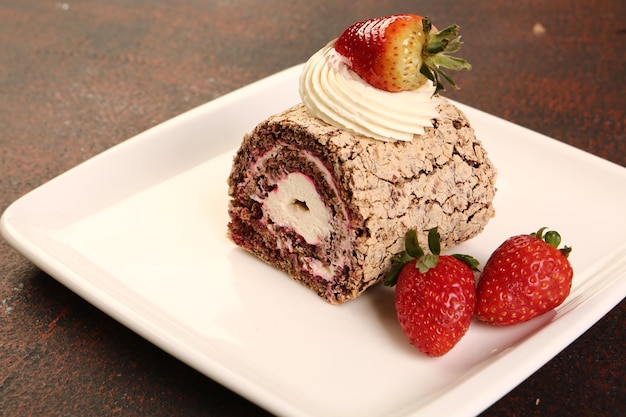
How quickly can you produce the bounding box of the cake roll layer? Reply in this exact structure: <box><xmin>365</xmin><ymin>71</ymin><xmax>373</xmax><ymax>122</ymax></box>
<box><xmin>227</xmin><ymin>100</ymin><xmax>497</xmax><ymax>303</ymax></box>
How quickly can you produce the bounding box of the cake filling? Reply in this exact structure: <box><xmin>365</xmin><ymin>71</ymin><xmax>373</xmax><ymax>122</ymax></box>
<box><xmin>263</xmin><ymin>172</ymin><xmax>331</xmax><ymax>245</ymax></box>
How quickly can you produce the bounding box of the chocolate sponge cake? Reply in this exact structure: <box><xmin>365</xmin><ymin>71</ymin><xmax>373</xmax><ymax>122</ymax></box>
<box><xmin>227</xmin><ymin>99</ymin><xmax>497</xmax><ymax>304</ymax></box>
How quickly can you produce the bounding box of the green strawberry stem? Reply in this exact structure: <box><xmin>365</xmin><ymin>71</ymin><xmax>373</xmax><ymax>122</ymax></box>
<box><xmin>531</xmin><ymin>227</ymin><xmax>572</xmax><ymax>258</ymax></box>
<box><xmin>385</xmin><ymin>227</ymin><xmax>479</xmax><ymax>286</ymax></box>
<box><xmin>421</xmin><ymin>16</ymin><xmax>472</xmax><ymax>95</ymax></box>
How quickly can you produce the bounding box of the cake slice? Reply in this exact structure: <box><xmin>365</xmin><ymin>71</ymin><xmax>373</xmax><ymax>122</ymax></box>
<box><xmin>227</xmin><ymin>14</ymin><xmax>497</xmax><ymax>303</ymax></box>
<box><xmin>227</xmin><ymin>100</ymin><xmax>496</xmax><ymax>303</ymax></box>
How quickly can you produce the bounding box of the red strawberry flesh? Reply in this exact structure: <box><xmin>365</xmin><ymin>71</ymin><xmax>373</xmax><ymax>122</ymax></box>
<box><xmin>335</xmin><ymin>14</ymin><xmax>426</xmax><ymax>92</ymax></box>
<box><xmin>334</xmin><ymin>14</ymin><xmax>471</xmax><ymax>93</ymax></box>
<box><xmin>476</xmin><ymin>233</ymin><xmax>573</xmax><ymax>326</ymax></box>
<box><xmin>395</xmin><ymin>256</ymin><xmax>476</xmax><ymax>356</ymax></box>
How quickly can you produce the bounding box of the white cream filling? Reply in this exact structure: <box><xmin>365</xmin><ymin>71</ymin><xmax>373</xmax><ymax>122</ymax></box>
<box><xmin>263</xmin><ymin>172</ymin><xmax>331</xmax><ymax>245</ymax></box>
<box><xmin>299</xmin><ymin>40</ymin><xmax>440</xmax><ymax>142</ymax></box>
<box><xmin>303</xmin><ymin>257</ymin><xmax>334</xmax><ymax>281</ymax></box>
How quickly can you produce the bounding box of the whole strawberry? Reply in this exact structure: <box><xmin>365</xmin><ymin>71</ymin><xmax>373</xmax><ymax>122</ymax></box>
<box><xmin>476</xmin><ymin>227</ymin><xmax>573</xmax><ymax>326</ymax></box>
<box><xmin>334</xmin><ymin>14</ymin><xmax>471</xmax><ymax>93</ymax></box>
<box><xmin>385</xmin><ymin>228</ymin><xmax>479</xmax><ymax>357</ymax></box>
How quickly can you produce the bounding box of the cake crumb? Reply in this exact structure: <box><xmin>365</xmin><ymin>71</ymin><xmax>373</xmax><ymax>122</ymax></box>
<box><xmin>535</xmin><ymin>397</ymin><xmax>541</xmax><ymax>406</ymax></box>
<box><xmin>533</xmin><ymin>23</ymin><xmax>546</xmax><ymax>36</ymax></box>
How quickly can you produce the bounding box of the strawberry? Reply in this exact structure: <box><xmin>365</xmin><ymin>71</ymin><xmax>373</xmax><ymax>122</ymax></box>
<box><xmin>476</xmin><ymin>227</ymin><xmax>574</xmax><ymax>326</ymax></box>
<box><xmin>385</xmin><ymin>228</ymin><xmax>479</xmax><ymax>356</ymax></box>
<box><xmin>334</xmin><ymin>14</ymin><xmax>471</xmax><ymax>94</ymax></box>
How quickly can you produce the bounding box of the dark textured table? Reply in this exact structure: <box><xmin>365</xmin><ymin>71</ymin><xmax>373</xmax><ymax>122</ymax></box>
<box><xmin>1</xmin><ymin>1</ymin><xmax>624</xmax><ymax>416</ymax></box>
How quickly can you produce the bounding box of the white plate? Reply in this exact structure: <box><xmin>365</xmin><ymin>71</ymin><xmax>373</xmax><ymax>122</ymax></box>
<box><xmin>2</xmin><ymin>64</ymin><xmax>625</xmax><ymax>417</ymax></box>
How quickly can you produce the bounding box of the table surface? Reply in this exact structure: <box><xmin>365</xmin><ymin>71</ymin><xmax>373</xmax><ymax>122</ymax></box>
<box><xmin>1</xmin><ymin>1</ymin><xmax>624</xmax><ymax>416</ymax></box>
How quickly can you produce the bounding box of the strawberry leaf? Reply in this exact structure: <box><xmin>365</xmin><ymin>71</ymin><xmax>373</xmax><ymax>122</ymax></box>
<box><xmin>530</xmin><ymin>227</ymin><xmax>548</xmax><ymax>239</ymax></box>
<box><xmin>419</xmin><ymin>62</ymin><xmax>435</xmax><ymax>83</ymax></box>
<box><xmin>444</xmin><ymin>38</ymin><xmax>463</xmax><ymax>54</ymax></box>
<box><xmin>421</xmin><ymin>17</ymin><xmax>471</xmax><ymax>94</ymax></box>
<box><xmin>385</xmin><ymin>245</ymin><xmax>417</xmax><ymax>287</ymax></box>
<box><xmin>530</xmin><ymin>227</ymin><xmax>572</xmax><ymax>258</ymax></box>
<box><xmin>431</xmin><ymin>24</ymin><xmax>460</xmax><ymax>43</ymax></box>
<box><xmin>405</xmin><ymin>229</ymin><xmax>424</xmax><ymax>258</ymax></box>
<box><xmin>543</xmin><ymin>230</ymin><xmax>562</xmax><ymax>248</ymax></box>
<box><xmin>432</xmin><ymin>54</ymin><xmax>472</xmax><ymax>71</ymax></box>
<box><xmin>386</xmin><ymin>226</ymin><xmax>480</xmax><ymax>286</ymax></box>
<box><xmin>560</xmin><ymin>245</ymin><xmax>573</xmax><ymax>258</ymax></box>
<box><xmin>422</xmin><ymin>16</ymin><xmax>433</xmax><ymax>38</ymax></box>
<box><xmin>452</xmin><ymin>254</ymin><xmax>481</xmax><ymax>271</ymax></box>
<box><xmin>384</xmin><ymin>260</ymin><xmax>406</xmax><ymax>287</ymax></box>
<box><xmin>432</xmin><ymin>68</ymin><xmax>456</xmax><ymax>94</ymax></box>
<box><xmin>427</xmin><ymin>227</ymin><xmax>441</xmax><ymax>256</ymax></box>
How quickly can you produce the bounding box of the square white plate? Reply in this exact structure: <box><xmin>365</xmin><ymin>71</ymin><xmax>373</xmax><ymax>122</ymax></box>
<box><xmin>2</xmin><ymin>65</ymin><xmax>625</xmax><ymax>417</ymax></box>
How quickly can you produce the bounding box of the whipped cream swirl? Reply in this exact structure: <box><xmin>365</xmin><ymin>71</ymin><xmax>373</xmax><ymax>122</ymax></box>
<box><xmin>299</xmin><ymin>40</ymin><xmax>440</xmax><ymax>142</ymax></box>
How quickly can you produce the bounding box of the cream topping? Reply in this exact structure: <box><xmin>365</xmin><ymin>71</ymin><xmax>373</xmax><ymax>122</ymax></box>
<box><xmin>299</xmin><ymin>40</ymin><xmax>440</xmax><ymax>142</ymax></box>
